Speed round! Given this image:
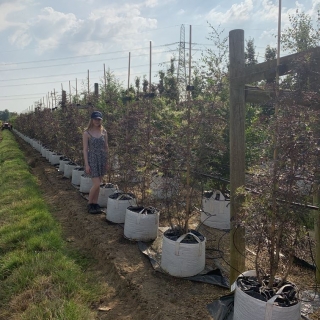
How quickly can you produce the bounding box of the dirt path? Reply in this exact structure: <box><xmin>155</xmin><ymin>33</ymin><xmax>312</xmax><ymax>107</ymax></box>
<box><xmin>17</xmin><ymin>135</ymin><xmax>229</xmax><ymax>320</ymax></box>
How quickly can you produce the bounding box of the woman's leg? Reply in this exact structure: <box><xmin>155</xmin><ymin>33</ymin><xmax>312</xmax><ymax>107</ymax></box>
<box><xmin>89</xmin><ymin>177</ymin><xmax>101</xmax><ymax>204</ymax></box>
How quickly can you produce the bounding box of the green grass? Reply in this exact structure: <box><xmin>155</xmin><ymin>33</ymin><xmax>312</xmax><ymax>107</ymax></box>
<box><xmin>0</xmin><ymin>130</ymin><xmax>108</xmax><ymax>319</ymax></box>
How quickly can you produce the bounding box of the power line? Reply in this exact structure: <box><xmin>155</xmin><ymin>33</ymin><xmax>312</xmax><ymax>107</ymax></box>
<box><xmin>0</xmin><ymin>49</ymin><xmax>178</xmax><ymax>72</ymax></box>
<box><xmin>0</xmin><ymin>93</ymin><xmax>46</xmax><ymax>97</ymax></box>
<box><xmin>0</xmin><ymin>61</ymin><xmax>174</xmax><ymax>88</ymax></box>
<box><xmin>0</xmin><ymin>70</ymin><xmax>102</xmax><ymax>82</ymax></box>
<box><xmin>0</xmin><ymin>42</ymin><xmax>180</xmax><ymax>67</ymax></box>
<box><xmin>0</xmin><ymin>60</ymin><xmax>173</xmax><ymax>89</ymax></box>
<box><xmin>0</xmin><ymin>96</ymin><xmax>47</xmax><ymax>101</ymax></box>
<box><xmin>0</xmin><ymin>43</ymin><xmax>214</xmax><ymax>74</ymax></box>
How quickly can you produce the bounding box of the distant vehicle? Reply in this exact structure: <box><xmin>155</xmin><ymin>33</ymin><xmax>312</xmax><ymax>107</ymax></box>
<box><xmin>2</xmin><ymin>122</ymin><xmax>12</xmax><ymax>130</ymax></box>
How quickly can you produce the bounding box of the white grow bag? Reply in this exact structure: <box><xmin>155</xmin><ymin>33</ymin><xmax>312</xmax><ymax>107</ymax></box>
<box><xmin>233</xmin><ymin>270</ymin><xmax>301</xmax><ymax>320</ymax></box>
<box><xmin>32</xmin><ymin>140</ymin><xmax>41</xmax><ymax>152</ymax></box>
<box><xmin>79</xmin><ymin>175</ymin><xmax>93</xmax><ymax>193</ymax></box>
<box><xmin>160</xmin><ymin>230</ymin><xmax>206</xmax><ymax>277</ymax></box>
<box><xmin>49</xmin><ymin>153</ymin><xmax>62</xmax><ymax>166</ymax></box>
<box><xmin>35</xmin><ymin>141</ymin><xmax>42</xmax><ymax>153</ymax></box>
<box><xmin>58</xmin><ymin>158</ymin><xmax>70</xmax><ymax>173</ymax></box>
<box><xmin>97</xmin><ymin>183</ymin><xmax>118</xmax><ymax>207</ymax></box>
<box><xmin>106</xmin><ymin>192</ymin><xmax>137</xmax><ymax>224</ymax></box>
<box><xmin>71</xmin><ymin>167</ymin><xmax>85</xmax><ymax>185</ymax></box>
<box><xmin>45</xmin><ymin>149</ymin><xmax>53</xmax><ymax>161</ymax></box>
<box><xmin>201</xmin><ymin>190</ymin><xmax>230</xmax><ymax>230</ymax></box>
<box><xmin>63</xmin><ymin>162</ymin><xmax>77</xmax><ymax>178</ymax></box>
<box><xmin>124</xmin><ymin>206</ymin><xmax>159</xmax><ymax>241</ymax></box>
<box><xmin>41</xmin><ymin>146</ymin><xmax>48</xmax><ymax>158</ymax></box>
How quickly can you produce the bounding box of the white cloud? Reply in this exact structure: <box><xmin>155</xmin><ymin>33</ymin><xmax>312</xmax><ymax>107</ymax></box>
<box><xmin>145</xmin><ymin>0</ymin><xmax>158</xmax><ymax>8</ymax></box>
<box><xmin>206</xmin><ymin>0</ymin><xmax>254</xmax><ymax>23</ymax></box>
<box><xmin>32</xmin><ymin>7</ymin><xmax>81</xmax><ymax>36</ymax></box>
<box><xmin>9</xmin><ymin>7</ymin><xmax>82</xmax><ymax>53</ymax></box>
<box><xmin>0</xmin><ymin>0</ymin><xmax>26</xmax><ymax>32</ymax></box>
<box><xmin>75</xmin><ymin>4</ymin><xmax>157</xmax><ymax>52</ymax></box>
<box><xmin>281</xmin><ymin>1</ymin><xmax>320</xmax><ymax>30</ymax></box>
<box><xmin>312</xmin><ymin>0</ymin><xmax>320</xmax><ymax>10</ymax></box>
<box><xmin>177</xmin><ymin>9</ymin><xmax>185</xmax><ymax>15</ymax></box>
<box><xmin>307</xmin><ymin>0</ymin><xmax>320</xmax><ymax>19</ymax></box>
<box><xmin>256</xmin><ymin>0</ymin><xmax>279</xmax><ymax>22</ymax></box>
<box><xmin>8</xmin><ymin>27</ymin><xmax>32</xmax><ymax>48</ymax></box>
<box><xmin>4</xmin><ymin>2</ymin><xmax>159</xmax><ymax>55</ymax></box>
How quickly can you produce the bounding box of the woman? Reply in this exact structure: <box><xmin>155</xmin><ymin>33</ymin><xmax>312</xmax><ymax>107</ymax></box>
<box><xmin>83</xmin><ymin>111</ymin><xmax>108</xmax><ymax>214</ymax></box>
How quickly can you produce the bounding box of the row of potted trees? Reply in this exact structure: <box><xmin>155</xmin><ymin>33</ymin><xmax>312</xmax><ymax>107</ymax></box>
<box><xmin>14</xmin><ymin>129</ymin><xmax>216</xmax><ymax>278</ymax></box>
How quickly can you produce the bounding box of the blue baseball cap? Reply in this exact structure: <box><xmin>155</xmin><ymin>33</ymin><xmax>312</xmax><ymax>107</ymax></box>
<box><xmin>91</xmin><ymin>111</ymin><xmax>102</xmax><ymax>119</ymax></box>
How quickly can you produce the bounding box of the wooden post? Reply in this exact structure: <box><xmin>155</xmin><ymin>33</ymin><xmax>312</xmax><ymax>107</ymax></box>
<box><xmin>229</xmin><ymin>29</ymin><xmax>246</xmax><ymax>286</ymax></box>
<box><xmin>149</xmin><ymin>41</ymin><xmax>152</xmax><ymax>93</ymax></box>
<box><xmin>54</xmin><ymin>89</ymin><xmax>56</xmax><ymax>108</ymax></box>
<box><xmin>76</xmin><ymin>78</ymin><xmax>78</xmax><ymax>103</ymax></box>
<box><xmin>87</xmin><ymin>70</ymin><xmax>90</xmax><ymax>104</ymax></box>
<box><xmin>128</xmin><ymin>53</ymin><xmax>131</xmax><ymax>91</ymax></box>
<box><xmin>62</xmin><ymin>90</ymin><xmax>66</xmax><ymax>107</ymax></box>
<box><xmin>188</xmin><ymin>25</ymin><xmax>192</xmax><ymax>83</ymax></box>
<box><xmin>313</xmin><ymin>182</ymin><xmax>320</xmax><ymax>282</ymax></box>
<box><xmin>94</xmin><ymin>83</ymin><xmax>99</xmax><ymax>99</ymax></box>
<box><xmin>51</xmin><ymin>91</ymin><xmax>54</xmax><ymax>108</ymax></box>
<box><xmin>185</xmin><ymin>24</ymin><xmax>192</xmax><ymax>233</ymax></box>
<box><xmin>87</xmin><ymin>70</ymin><xmax>90</xmax><ymax>95</ymax></box>
<box><xmin>104</xmin><ymin>63</ymin><xmax>107</xmax><ymax>97</ymax></box>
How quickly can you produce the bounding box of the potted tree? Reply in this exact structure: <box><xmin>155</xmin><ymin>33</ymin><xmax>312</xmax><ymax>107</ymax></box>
<box><xmin>233</xmin><ymin>83</ymin><xmax>320</xmax><ymax>319</ymax></box>
<box><xmin>158</xmin><ymin>95</ymin><xmax>225</xmax><ymax>277</ymax></box>
<box><xmin>105</xmin><ymin>99</ymin><xmax>148</xmax><ymax>225</ymax></box>
<box><xmin>120</xmin><ymin>97</ymin><xmax>161</xmax><ymax>241</ymax></box>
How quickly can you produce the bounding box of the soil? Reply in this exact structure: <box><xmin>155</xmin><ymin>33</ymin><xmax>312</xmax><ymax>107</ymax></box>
<box><xmin>16</xmin><ymin>135</ymin><xmax>320</xmax><ymax>320</ymax></box>
<box><xmin>17</xmin><ymin>136</ymin><xmax>229</xmax><ymax>320</ymax></box>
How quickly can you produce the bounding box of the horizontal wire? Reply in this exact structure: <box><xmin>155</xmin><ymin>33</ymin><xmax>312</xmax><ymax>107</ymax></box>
<box><xmin>0</xmin><ymin>60</ymin><xmax>173</xmax><ymax>89</ymax></box>
<box><xmin>0</xmin><ymin>49</ymin><xmax>178</xmax><ymax>72</ymax></box>
<box><xmin>0</xmin><ymin>42</ymin><xmax>180</xmax><ymax>67</ymax></box>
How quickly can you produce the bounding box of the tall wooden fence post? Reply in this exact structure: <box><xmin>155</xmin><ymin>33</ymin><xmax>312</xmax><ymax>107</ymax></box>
<box><xmin>229</xmin><ymin>29</ymin><xmax>246</xmax><ymax>286</ymax></box>
<box><xmin>94</xmin><ymin>83</ymin><xmax>99</xmax><ymax>101</ymax></box>
<box><xmin>61</xmin><ymin>90</ymin><xmax>66</xmax><ymax>107</ymax></box>
<box><xmin>313</xmin><ymin>181</ymin><xmax>320</xmax><ymax>282</ymax></box>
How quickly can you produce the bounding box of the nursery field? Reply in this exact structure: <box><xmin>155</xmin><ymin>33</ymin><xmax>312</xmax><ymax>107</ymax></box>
<box><xmin>16</xmin><ymin>134</ymin><xmax>229</xmax><ymax>319</ymax></box>
<box><xmin>14</xmin><ymin>133</ymin><xmax>320</xmax><ymax>320</ymax></box>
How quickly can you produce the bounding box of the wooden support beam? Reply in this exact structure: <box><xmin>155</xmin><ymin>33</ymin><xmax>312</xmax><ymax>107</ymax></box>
<box><xmin>244</xmin><ymin>46</ymin><xmax>320</xmax><ymax>83</ymax></box>
<box><xmin>245</xmin><ymin>86</ymin><xmax>273</xmax><ymax>104</ymax></box>
<box><xmin>229</xmin><ymin>29</ymin><xmax>246</xmax><ymax>286</ymax></box>
<box><xmin>245</xmin><ymin>85</ymin><xmax>319</xmax><ymax>106</ymax></box>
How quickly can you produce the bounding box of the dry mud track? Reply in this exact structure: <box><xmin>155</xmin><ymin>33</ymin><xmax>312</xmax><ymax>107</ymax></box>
<box><xmin>17</xmin><ymin>135</ymin><xmax>228</xmax><ymax>320</ymax></box>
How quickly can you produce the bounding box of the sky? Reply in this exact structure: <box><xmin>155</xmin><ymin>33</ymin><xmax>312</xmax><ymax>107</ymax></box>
<box><xmin>0</xmin><ymin>0</ymin><xmax>319</xmax><ymax>114</ymax></box>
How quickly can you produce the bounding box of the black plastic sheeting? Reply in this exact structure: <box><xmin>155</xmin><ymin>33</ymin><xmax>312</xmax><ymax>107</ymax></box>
<box><xmin>137</xmin><ymin>233</ymin><xmax>229</xmax><ymax>288</ymax></box>
<box><xmin>206</xmin><ymin>293</ymin><xmax>234</xmax><ymax>320</ymax></box>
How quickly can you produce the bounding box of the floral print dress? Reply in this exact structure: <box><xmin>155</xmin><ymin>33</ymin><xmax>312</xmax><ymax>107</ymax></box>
<box><xmin>86</xmin><ymin>130</ymin><xmax>107</xmax><ymax>178</ymax></box>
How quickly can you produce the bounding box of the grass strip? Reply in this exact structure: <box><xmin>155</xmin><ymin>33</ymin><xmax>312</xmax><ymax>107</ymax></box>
<box><xmin>0</xmin><ymin>130</ymin><xmax>108</xmax><ymax>320</ymax></box>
